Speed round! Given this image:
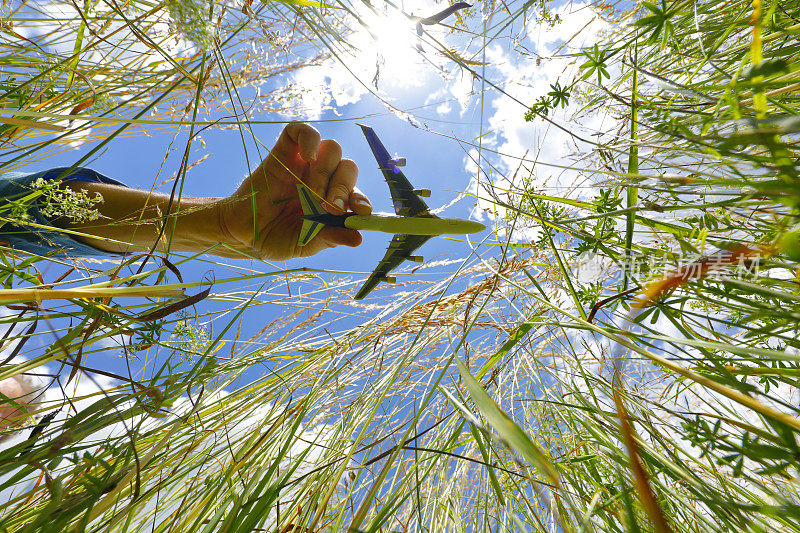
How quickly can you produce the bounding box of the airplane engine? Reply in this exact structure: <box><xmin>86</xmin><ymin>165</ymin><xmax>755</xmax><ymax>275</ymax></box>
<box><xmin>379</xmin><ymin>276</ymin><xmax>396</xmax><ymax>283</ymax></box>
<box><xmin>412</xmin><ymin>189</ymin><xmax>431</xmax><ymax>197</ymax></box>
<box><xmin>408</xmin><ymin>256</ymin><xmax>423</xmax><ymax>263</ymax></box>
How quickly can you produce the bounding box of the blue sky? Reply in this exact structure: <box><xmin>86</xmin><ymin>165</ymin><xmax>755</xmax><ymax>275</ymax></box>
<box><xmin>10</xmin><ymin>0</ymin><xmax>616</xmax><ymax>397</ymax></box>
<box><xmin>31</xmin><ymin>87</ymin><xmax>492</xmax><ymax>383</ymax></box>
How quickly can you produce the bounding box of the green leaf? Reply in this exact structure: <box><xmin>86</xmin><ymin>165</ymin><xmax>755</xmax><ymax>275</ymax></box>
<box><xmin>455</xmin><ymin>358</ymin><xmax>559</xmax><ymax>484</ymax></box>
<box><xmin>475</xmin><ymin>318</ymin><xmax>538</xmax><ymax>379</ymax></box>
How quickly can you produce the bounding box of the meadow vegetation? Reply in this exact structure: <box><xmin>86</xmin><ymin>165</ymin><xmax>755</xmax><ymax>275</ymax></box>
<box><xmin>1</xmin><ymin>0</ymin><xmax>800</xmax><ymax>531</ymax></box>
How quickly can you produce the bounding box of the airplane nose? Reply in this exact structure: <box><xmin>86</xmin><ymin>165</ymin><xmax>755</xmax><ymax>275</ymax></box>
<box><xmin>464</xmin><ymin>220</ymin><xmax>486</xmax><ymax>234</ymax></box>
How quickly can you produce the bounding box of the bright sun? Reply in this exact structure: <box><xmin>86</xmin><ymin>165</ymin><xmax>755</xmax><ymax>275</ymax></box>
<box><xmin>360</xmin><ymin>7</ymin><xmax>425</xmax><ymax>84</ymax></box>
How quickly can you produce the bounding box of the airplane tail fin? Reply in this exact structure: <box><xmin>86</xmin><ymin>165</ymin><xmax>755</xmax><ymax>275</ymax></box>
<box><xmin>296</xmin><ymin>184</ymin><xmax>325</xmax><ymax>247</ymax></box>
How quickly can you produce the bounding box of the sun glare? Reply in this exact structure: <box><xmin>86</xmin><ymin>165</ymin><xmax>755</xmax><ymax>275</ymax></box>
<box><xmin>360</xmin><ymin>8</ymin><xmax>424</xmax><ymax>86</ymax></box>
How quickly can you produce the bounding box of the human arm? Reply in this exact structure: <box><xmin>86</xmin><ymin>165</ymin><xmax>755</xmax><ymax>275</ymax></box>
<box><xmin>59</xmin><ymin>123</ymin><xmax>372</xmax><ymax>259</ymax></box>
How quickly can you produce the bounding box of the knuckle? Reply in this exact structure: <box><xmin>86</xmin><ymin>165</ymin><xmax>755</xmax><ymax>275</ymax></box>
<box><xmin>286</xmin><ymin>122</ymin><xmax>320</xmax><ymax>147</ymax></box>
<box><xmin>321</xmin><ymin>139</ymin><xmax>342</xmax><ymax>157</ymax></box>
<box><xmin>329</xmin><ymin>182</ymin><xmax>351</xmax><ymax>198</ymax></box>
<box><xmin>302</xmin><ymin>125</ymin><xmax>321</xmax><ymax>141</ymax></box>
<box><xmin>338</xmin><ymin>158</ymin><xmax>358</xmax><ymax>176</ymax></box>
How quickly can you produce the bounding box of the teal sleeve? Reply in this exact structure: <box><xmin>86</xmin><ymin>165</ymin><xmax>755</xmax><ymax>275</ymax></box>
<box><xmin>0</xmin><ymin>167</ymin><xmax>126</xmax><ymax>257</ymax></box>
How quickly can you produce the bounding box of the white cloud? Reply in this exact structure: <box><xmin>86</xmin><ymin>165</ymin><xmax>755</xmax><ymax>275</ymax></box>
<box><xmin>480</xmin><ymin>3</ymin><xmax>615</xmax><ymax>191</ymax></box>
<box><xmin>281</xmin><ymin>0</ymin><xmax>463</xmax><ymax>118</ymax></box>
<box><xmin>448</xmin><ymin>69</ymin><xmax>477</xmax><ymax>115</ymax></box>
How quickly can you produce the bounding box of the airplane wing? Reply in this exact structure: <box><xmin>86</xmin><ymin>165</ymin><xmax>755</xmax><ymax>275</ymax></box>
<box><xmin>353</xmin><ymin>234</ymin><xmax>432</xmax><ymax>300</ymax></box>
<box><xmin>358</xmin><ymin>124</ymin><xmax>433</xmax><ymax>217</ymax></box>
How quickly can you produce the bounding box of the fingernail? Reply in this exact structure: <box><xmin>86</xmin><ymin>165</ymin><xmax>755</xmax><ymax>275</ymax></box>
<box><xmin>334</xmin><ymin>198</ymin><xmax>346</xmax><ymax>211</ymax></box>
<box><xmin>304</xmin><ymin>151</ymin><xmax>317</xmax><ymax>161</ymax></box>
<box><xmin>356</xmin><ymin>198</ymin><xmax>371</xmax><ymax>208</ymax></box>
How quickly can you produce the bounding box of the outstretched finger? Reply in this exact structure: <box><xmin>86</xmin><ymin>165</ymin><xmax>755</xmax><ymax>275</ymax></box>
<box><xmin>325</xmin><ymin>159</ymin><xmax>358</xmax><ymax>214</ymax></box>
<box><xmin>274</xmin><ymin>122</ymin><xmax>321</xmax><ymax>165</ymax></box>
<box><xmin>305</xmin><ymin>139</ymin><xmax>342</xmax><ymax>199</ymax></box>
<box><xmin>283</xmin><ymin>122</ymin><xmax>321</xmax><ymax>162</ymax></box>
<box><xmin>350</xmin><ymin>186</ymin><xmax>372</xmax><ymax>215</ymax></box>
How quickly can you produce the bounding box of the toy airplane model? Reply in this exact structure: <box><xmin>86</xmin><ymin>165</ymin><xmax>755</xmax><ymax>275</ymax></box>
<box><xmin>296</xmin><ymin>124</ymin><xmax>485</xmax><ymax>300</ymax></box>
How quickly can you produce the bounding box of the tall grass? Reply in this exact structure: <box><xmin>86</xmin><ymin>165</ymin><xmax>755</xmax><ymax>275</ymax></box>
<box><xmin>1</xmin><ymin>0</ymin><xmax>800</xmax><ymax>531</ymax></box>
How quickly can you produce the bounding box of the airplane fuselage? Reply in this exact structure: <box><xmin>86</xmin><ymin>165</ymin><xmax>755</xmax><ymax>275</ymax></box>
<box><xmin>299</xmin><ymin>211</ymin><xmax>484</xmax><ymax>236</ymax></box>
<box><xmin>344</xmin><ymin>214</ymin><xmax>484</xmax><ymax>235</ymax></box>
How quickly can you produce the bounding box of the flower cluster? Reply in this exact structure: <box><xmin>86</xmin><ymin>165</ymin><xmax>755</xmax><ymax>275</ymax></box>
<box><xmin>34</xmin><ymin>178</ymin><xmax>104</xmax><ymax>223</ymax></box>
<box><xmin>3</xmin><ymin>178</ymin><xmax>104</xmax><ymax>226</ymax></box>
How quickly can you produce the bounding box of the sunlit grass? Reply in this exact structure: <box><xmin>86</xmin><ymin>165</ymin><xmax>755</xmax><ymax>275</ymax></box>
<box><xmin>1</xmin><ymin>0</ymin><xmax>800</xmax><ymax>531</ymax></box>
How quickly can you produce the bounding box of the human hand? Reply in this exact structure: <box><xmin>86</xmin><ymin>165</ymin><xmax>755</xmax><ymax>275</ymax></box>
<box><xmin>217</xmin><ymin>123</ymin><xmax>372</xmax><ymax>260</ymax></box>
